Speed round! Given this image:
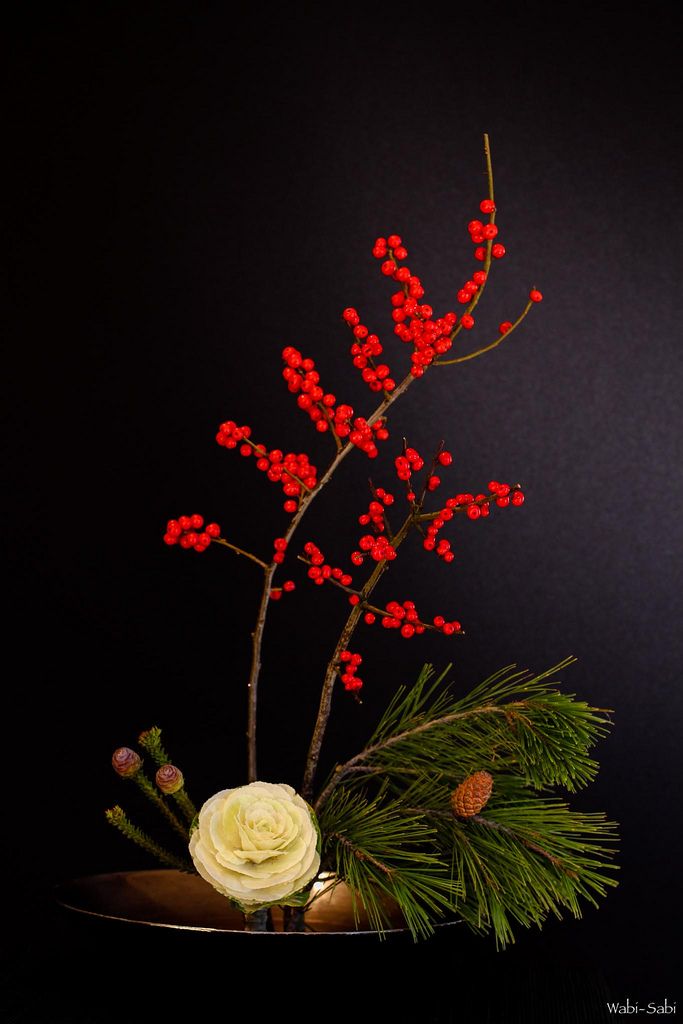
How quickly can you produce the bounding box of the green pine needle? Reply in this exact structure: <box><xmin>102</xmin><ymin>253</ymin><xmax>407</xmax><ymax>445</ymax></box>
<box><xmin>316</xmin><ymin>660</ymin><xmax>618</xmax><ymax>946</ymax></box>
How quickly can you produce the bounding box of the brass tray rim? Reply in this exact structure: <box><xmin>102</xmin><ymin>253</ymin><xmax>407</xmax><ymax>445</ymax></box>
<box><xmin>54</xmin><ymin>869</ymin><xmax>461</xmax><ymax>937</ymax></box>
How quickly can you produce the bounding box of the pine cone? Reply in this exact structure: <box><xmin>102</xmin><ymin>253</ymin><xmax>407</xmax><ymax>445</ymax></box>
<box><xmin>450</xmin><ymin>771</ymin><xmax>494</xmax><ymax>818</ymax></box>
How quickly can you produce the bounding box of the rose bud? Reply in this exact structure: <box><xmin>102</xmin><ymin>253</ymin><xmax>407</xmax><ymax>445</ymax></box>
<box><xmin>111</xmin><ymin>747</ymin><xmax>142</xmax><ymax>778</ymax></box>
<box><xmin>156</xmin><ymin>764</ymin><xmax>184</xmax><ymax>795</ymax></box>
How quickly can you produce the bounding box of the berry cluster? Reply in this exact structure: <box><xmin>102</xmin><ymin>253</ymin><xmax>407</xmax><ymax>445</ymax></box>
<box><xmin>422</xmin><ymin>482</ymin><xmax>524</xmax><ymax>560</ymax></box>
<box><xmin>373</xmin><ymin>235</ymin><xmax>459</xmax><ymax>377</ymax></box>
<box><xmin>365</xmin><ymin>599</ymin><xmax>425</xmax><ymax>637</ymax></box>
<box><xmin>469</xmin><ymin>198</ymin><xmax>505</xmax><ymax>263</ymax></box>
<box><xmin>455</xmin><ymin>269</ymin><xmax>488</xmax><ymax>320</ymax></box>
<box><xmin>362</xmin><ymin>600</ymin><xmax>462</xmax><ymax>638</ymax></box>
<box><xmin>394</xmin><ymin>447</ymin><xmax>425</xmax><ymax>503</ymax></box>
<box><xmin>163</xmin><ymin>515</ymin><xmax>220</xmax><ymax>552</ymax></box>
<box><xmin>216</xmin><ymin>421</ymin><xmax>318</xmax><ymax>513</ymax></box>
<box><xmin>282</xmin><ymin>346</ymin><xmax>389</xmax><ymax>459</ymax></box>
<box><xmin>282</xmin><ymin>347</ymin><xmax>338</xmax><ymax>433</ymax></box>
<box><xmin>303</xmin><ymin>542</ymin><xmax>353</xmax><ymax>588</ymax></box>
<box><xmin>341</xmin><ymin>308</ymin><xmax>396</xmax><ymax>394</ymax></box>
<box><xmin>358</xmin><ymin>488</ymin><xmax>395</xmax><ymax>532</ymax></box>
<box><xmin>488</xmin><ymin>480</ymin><xmax>525</xmax><ymax>508</ymax></box>
<box><xmin>272</xmin><ymin>537</ymin><xmax>288</xmax><ymax>564</ymax></box>
<box><xmin>339</xmin><ymin>650</ymin><xmax>363</xmax><ymax>692</ymax></box>
<box><xmin>347</xmin><ymin>416</ymin><xmax>389</xmax><ymax>458</ymax></box>
<box><xmin>269</xmin><ymin>580</ymin><xmax>296</xmax><ymax>601</ymax></box>
<box><xmin>351</xmin><ymin>532</ymin><xmax>397</xmax><ymax>566</ymax></box>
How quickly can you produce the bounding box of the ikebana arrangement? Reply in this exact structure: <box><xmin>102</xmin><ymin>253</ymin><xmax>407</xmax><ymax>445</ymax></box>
<box><xmin>106</xmin><ymin>137</ymin><xmax>618</xmax><ymax>943</ymax></box>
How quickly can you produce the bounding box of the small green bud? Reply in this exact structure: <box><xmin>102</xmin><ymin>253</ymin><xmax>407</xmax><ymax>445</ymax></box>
<box><xmin>112</xmin><ymin>747</ymin><xmax>142</xmax><ymax>778</ymax></box>
<box><xmin>138</xmin><ymin>726</ymin><xmax>161</xmax><ymax>747</ymax></box>
<box><xmin>155</xmin><ymin>763</ymin><xmax>184</xmax><ymax>795</ymax></box>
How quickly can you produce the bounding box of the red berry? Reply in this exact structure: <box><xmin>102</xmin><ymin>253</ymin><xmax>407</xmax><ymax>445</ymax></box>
<box><xmin>178</xmin><ymin>516</ymin><xmax>191</xmax><ymax>531</ymax></box>
<box><xmin>474</xmin><ymin>247</ymin><xmax>486</xmax><ymax>262</ymax></box>
<box><xmin>427</xmin><ymin>475</ymin><xmax>441</xmax><ymax>491</ymax></box>
<box><xmin>163</xmin><ymin>533</ymin><xmax>178</xmax><ymax>545</ymax></box>
<box><xmin>270</xmin><ymin>589</ymin><xmax>282</xmax><ymax>601</ymax></box>
<box><xmin>468</xmin><ymin>220</ymin><xmax>484</xmax><ymax>235</ymax></box>
<box><xmin>349</xmin><ymin>595</ymin><xmax>360</xmax><ymax>606</ymax></box>
<box><xmin>190</xmin><ymin>514</ymin><xmax>204</xmax><ymax>530</ymax></box>
<box><xmin>387</xmin><ymin>234</ymin><xmax>402</xmax><ymax>248</ymax></box>
<box><xmin>466</xmin><ymin>504</ymin><xmax>481</xmax><ymax>520</ymax></box>
<box><xmin>283</xmin><ymin>580</ymin><xmax>296</xmax><ymax>592</ymax></box>
<box><xmin>438</xmin><ymin>451</ymin><xmax>453</xmax><ymax>466</ymax></box>
<box><xmin>364</xmin><ymin>612</ymin><xmax>376</xmax><ymax>625</ymax></box>
<box><xmin>499</xmin><ymin>321</ymin><xmax>513</xmax><ymax>334</ymax></box>
<box><xmin>381</xmin><ymin>259</ymin><xmax>397</xmax><ymax>276</ymax></box>
<box><xmin>401</xmin><ymin>623</ymin><xmax>415</xmax><ymax>639</ymax></box>
<box><xmin>529</xmin><ymin>289</ymin><xmax>543</xmax><ymax>303</ymax></box>
<box><xmin>482</xmin><ymin>224</ymin><xmax>498</xmax><ymax>240</ymax></box>
<box><xmin>461</xmin><ymin>314</ymin><xmax>475</xmax><ymax>330</ymax></box>
<box><xmin>273</xmin><ymin>537</ymin><xmax>287</xmax><ymax>551</ymax></box>
<box><xmin>511</xmin><ymin>490</ymin><xmax>525</xmax><ymax>506</ymax></box>
<box><xmin>491</xmin><ymin>243</ymin><xmax>506</xmax><ymax>259</ymax></box>
<box><xmin>479</xmin><ymin>199</ymin><xmax>495</xmax><ymax>213</ymax></box>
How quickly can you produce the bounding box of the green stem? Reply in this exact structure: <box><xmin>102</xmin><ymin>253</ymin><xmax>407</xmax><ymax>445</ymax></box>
<box><xmin>173</xmin><ymin>788</ymin><xmax>197</xmax><ymax>824</ymax></box>
<box><xmin>435</xmin><ymin>300</ymin><xmax>534</xmax><ymax>367</ymax></box>
<box><xmin>105</xmin><ymin>806</ymin><xmax>192</xmax><ymax>871</ymax></box>
<box><xmin>133</xmin><ymin>773</ymin><xmax>189</xmax><ymax>839</ymax></box>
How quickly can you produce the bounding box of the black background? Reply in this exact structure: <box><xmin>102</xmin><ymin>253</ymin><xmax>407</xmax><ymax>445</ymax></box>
<box><xmin>6</xmin><ymin>4</ymin><xmax>682</xmax><ymax>1021</ymax></box>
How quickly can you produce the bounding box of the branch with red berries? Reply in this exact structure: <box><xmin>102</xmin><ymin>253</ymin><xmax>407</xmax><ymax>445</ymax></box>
<box><xmin>162</xmin><ymin>134</ymin><xmax>541</xmax><ymax>786</ymax></box>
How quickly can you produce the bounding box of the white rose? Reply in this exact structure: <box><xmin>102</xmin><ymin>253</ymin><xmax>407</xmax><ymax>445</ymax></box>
<box><xmin>189</xmin><ymin>781</ymin><xmax>321</xmax><ymax>909</ymax></box>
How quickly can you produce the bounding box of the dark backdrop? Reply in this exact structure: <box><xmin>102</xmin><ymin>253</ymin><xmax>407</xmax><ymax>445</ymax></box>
<box><xmin>7</xmin><ymin>5</ymin><xmax>682</xmax><ymax>1021</ymax></box>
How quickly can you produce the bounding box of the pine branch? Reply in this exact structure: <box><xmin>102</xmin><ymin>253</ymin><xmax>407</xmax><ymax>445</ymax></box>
<box><xmin>315</xmin><ymin>660</ymin><xmax>611</xmax><ymax>812</ymax></box>
<box><xmin>392</xmin><ymin>773</ymin><xmax>618</xmax><ymax>947</ymax></box>
<box><xmin>319</xmin><ymin>787</ymin><xmax>459</xmax><ymax>939</ymax></box>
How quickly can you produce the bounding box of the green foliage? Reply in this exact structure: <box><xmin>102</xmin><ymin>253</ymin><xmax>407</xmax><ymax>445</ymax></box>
<box><xmin>105</xmin><ymin>806</ymin><xmax>193</xmax><ymax>872</ymax></box>
<box><xmin>318</xmin><ymin>660</ymin><xmax>618</xmax><ymax>945</ymax></box>
<box><xmin>364</xmin><ymin>657</ymin><xmax>610</xmax><ymax>793</ymax></box>
<box><xmin>319</xmin><ymin>786</ymin><xmax>459</xmax><ymax>939</ymax></box>
<box><xmin>137</xmin><ymin>725</ymin><xmax>171</xmax><ymax>767</ymax></box>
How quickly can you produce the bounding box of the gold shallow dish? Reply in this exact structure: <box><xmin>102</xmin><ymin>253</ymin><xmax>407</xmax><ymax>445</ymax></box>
<box><xmin>55</xmin><ymin>869</ymin><xmax>454</xmax><ymax>935</ymax></box>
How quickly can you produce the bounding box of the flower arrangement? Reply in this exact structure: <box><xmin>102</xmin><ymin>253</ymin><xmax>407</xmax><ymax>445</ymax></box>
<box><xmin>106</xmin><ymin>136</ymin><xmax>618</xmax><ymax>942</ymax></box>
